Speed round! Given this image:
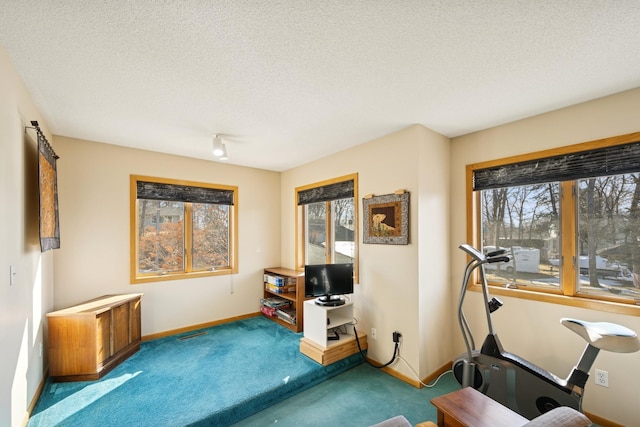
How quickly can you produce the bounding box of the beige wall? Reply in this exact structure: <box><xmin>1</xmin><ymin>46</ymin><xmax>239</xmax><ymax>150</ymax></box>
<box><xmin>281</xmin><ymin>124</ymin><xmax>452</xmax><ymax>381</ymax></box>
<box><xmin>450</xmin><ymin>88</ymin><xmax>640</xmax><ymax>426</ymax></box>
<box><xmin>52</xmin><ymin>136</ymin><xmax>281</xmax><ymax>335</ymax></box>
<box><xmin>0</xmin><ymin>45</ymin><xmax>54</xmax><ymax>427</ymax></box>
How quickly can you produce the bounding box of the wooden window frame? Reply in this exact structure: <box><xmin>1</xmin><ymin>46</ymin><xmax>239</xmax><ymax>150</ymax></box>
<box><xmin>295</xmin><ymin>173</ymin><xmax>359</xmax><ymax>283</ymax></box>
<box><xmin>130</xmin><ymin>175</ymin><xmax>238</xmax><ymax>284</ymax></box>
<box><xmin>466</xmin><ymin>132</ymin><xmax>640</xmax><ymax>316</ymax></box>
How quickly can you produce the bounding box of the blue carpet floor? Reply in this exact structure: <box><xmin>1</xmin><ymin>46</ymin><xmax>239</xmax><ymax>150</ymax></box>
<box><xmin>233</xmin><ymin>363</ymin><xmax>460</xmax><ymax>427</ymax></box>
<box><xmin>28</xmin><ymin>316</ymin><xmax>362</xmax><ymax>426</ymax></box>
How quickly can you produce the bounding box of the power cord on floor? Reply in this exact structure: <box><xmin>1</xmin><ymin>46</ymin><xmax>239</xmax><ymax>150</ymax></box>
<box><xmin>354</xmin><ymin>326</ymin><xmax>399</xmax><ymax>368</ymax></box>
<box><xmin>395</xmin><ymin>355</ymin><xmax>453</xmax><ymax>388</ymax></box>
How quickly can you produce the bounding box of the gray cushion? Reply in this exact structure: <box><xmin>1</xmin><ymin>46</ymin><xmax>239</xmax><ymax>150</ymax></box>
<box><xmin>525</xmin><ymin>406</ymin><xmax>592</xmax><ymax>427</ymax></box>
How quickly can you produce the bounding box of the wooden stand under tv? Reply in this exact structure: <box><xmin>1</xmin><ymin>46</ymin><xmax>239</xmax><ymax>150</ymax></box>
<box><xmin>300</xmin><ymin>299</ymin><xmax>367</xmax><ymax>365</ymax></box>
<box><xmin>261</xmin><ymin>267</ymin><xmax>305</xmax><ymax>333</ymax></box>
<box><xmin>47</xmin><ymin>293</ymin><xmax>143</xmax><ymax>382</ymax></box>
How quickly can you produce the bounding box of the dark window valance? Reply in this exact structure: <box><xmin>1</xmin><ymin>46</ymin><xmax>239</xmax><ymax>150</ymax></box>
<box><xmin>136</xmin><ymin>181</ymin><xmax>234</xmax><ymax>205</ymax></box>
<box><xmin>473</xmin><ymin>141</ymin><xmax>640</xmax><ymax>191</ymax></box>
<box><xmin>297</xmin><ymin>180</ymin><xmax>354</xmax><ymax>205</ymax></box>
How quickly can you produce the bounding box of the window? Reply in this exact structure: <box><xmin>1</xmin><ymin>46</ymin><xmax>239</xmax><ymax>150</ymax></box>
<box><xmin>468</xmin><ymin>132</ymin><xmax>640</xmax><ymax>314</ymax></box>
<box><xmin>130</xmin><ymin>175</ymin><xmax>237</xmax><ymax>283</ymax></box>
<box><xmin>295</xmin><ymin>174</ymin><xmax>359</xmax><ymax>281</ymax></box>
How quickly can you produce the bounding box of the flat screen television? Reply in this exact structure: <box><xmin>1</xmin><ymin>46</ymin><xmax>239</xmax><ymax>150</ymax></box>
<box><xmin>305</xmin><ymin>263</ymin><xmax>354</xmax><ymax>306</ymax></box>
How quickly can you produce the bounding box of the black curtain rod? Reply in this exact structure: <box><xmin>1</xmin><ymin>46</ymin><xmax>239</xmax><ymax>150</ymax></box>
<box><xmin>27</xmin><ymin>120</ymin><xmax>59</xmax><ymax>159</ymax></box>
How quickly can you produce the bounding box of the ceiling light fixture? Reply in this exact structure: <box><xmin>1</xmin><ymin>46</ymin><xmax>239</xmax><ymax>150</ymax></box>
<box><xmin>212</xmin><ymin>134</ymin><xmax>224</xmax><ymax>157</ymax></box>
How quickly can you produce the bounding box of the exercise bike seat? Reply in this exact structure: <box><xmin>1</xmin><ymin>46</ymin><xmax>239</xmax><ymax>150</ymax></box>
<box><xmin>561</xmin><ymin>318</ymin><xmax>640</xmax><ymax>353</ymax></box>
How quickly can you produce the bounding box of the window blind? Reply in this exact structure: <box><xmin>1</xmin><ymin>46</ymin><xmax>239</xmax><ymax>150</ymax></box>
<box><xmin>136</xmin><ymin>181</ymin><xmax>234</xmax><ymax>205</ymax></box>
<box><xmin>297</xmin><ymin>180</ymin><xmax>354</xmax><ymax>205</ymax></box>
<box><xmin>473</xmin><ymin>141</ymin><xmax>640</xmax><ymax>191</ymax></box>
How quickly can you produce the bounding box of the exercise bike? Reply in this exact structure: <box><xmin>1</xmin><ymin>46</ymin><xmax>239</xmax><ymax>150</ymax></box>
<box><xmin>453</xmin><ymin>243</ymin><xmax>640</xmax><ymax>420</ymax></box>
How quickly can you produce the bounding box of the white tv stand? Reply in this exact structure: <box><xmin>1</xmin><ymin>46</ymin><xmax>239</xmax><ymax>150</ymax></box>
<box><xmin>303</xmin><ymin>299</ymin><xmax>354</xmax><ymax>347</ymax></box>
<box><xmin>300</xmin><ymin>299</ymin><xmax>368</xmax><ymax>365</ymax></box>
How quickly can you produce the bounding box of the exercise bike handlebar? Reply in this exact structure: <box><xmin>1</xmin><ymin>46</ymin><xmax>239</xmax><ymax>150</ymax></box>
<box><xmin>487</xmin><ymin>255</ymin><xmax>510</xmax><ymax>263</ymax></box>
<box><xmin>459</xmin><ymin>243</ymin><xmax>484</xmax><ymax>261</ymax></box>
<box><xmin>459</xmin><ymin>243</ymin><xmax>511</xmax><ymax>264</ymax></box>
<box><xmin>486</xmin><ymin>248</ymin><xmax>507</xmax><ymax>257</ymax></box>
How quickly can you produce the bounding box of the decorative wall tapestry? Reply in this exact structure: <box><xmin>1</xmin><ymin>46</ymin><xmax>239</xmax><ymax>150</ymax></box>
<box><xmin>362</xmin><ymin>191</ymin><xmax>409</xmax><ymax>245</ymax></box>
<box><xmin>31</xmin><ymin>121</ymin><xmax>61</xmax><ymax>252</ymax></box>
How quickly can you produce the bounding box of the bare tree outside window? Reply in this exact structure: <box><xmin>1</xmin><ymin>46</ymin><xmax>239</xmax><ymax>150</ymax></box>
<box><xmin>138</xmin><ymin>200</ymin><xmax>185</xmax><ymax>273</ymax></box>
<box><xmin>479</xmin><ymin>174</ymin><xmax>640</xmax><ymax>302</ymax></box>
<box><xmin>481</xmin><ymin>183</ymin><xmax>560</xmax><ymax>290</ymax></box>
<box><xmin>577</xmin><ymin>173</ymin><xmax>639</xmax><ymax>297</ymax></box>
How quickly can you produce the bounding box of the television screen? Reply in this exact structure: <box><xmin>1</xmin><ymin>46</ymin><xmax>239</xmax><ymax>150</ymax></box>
<box><xmin>305</xmin><ymin>263</ymin><xmax>354</xmax><ymax>304</ymax></box>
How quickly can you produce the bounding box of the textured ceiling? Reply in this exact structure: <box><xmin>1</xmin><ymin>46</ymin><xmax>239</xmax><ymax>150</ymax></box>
<box><xmin>1</xmin><ymin>1</ymin><xmax>640</xmax><ymax>171</ymax></box>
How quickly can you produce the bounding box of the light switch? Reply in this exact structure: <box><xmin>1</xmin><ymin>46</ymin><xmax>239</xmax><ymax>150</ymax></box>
<box><xmin>10</xmin><ymin>265</ymin><xmax>16</xmax><ymax>286</ymax></box>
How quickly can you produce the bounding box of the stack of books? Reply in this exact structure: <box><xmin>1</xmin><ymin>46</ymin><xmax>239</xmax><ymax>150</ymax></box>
<box><xmin>275</xmin><ymin>307</ymin><xmax>296</xmax><ymax>325</ymax></box>
<box><xmin>263</xmin><ymin>273</ymin><xmax>285</xmax><ymax>286</ymax></box>
<box><xmin>264</xmin><ymin>283</ymin><xmax>296</xmax><ymax>294</ymax></box>
<box><xmin>264</xmin><ymin>274</ymin><xmax>298</xmax><ymax>294</ymax></box>
<box><xmin>260</xmin><ymin>297</ymin><xmax>291</xmax><ymax>318</ymax></box>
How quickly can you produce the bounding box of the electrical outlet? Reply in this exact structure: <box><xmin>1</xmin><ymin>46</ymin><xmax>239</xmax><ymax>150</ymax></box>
<box><xmin>595</xmin><ymin>369</ymin><xmax>609</xmax><ymax>387</ymax></box>
<box><xmin>371</xmin><ymin>328</ymin><xmax>377</xmax><ymax>340</ymax></box>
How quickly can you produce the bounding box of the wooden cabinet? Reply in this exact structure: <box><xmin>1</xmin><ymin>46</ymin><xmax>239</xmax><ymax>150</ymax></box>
<box><xmin>47</xmin><ymin>293</ymin><xmax>143</xmax><ymax>382</ymax></box>
<box><xmin>261</xmin><ymin>267</ymin><xmax>305</xmax><ymax>332</ymax></box>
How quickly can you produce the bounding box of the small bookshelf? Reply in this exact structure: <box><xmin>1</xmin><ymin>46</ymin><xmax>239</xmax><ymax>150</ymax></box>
<box><xmin>260</xmin><ymin>267</ymin><xmax>305</xmax><ymax>332</ymax></box>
